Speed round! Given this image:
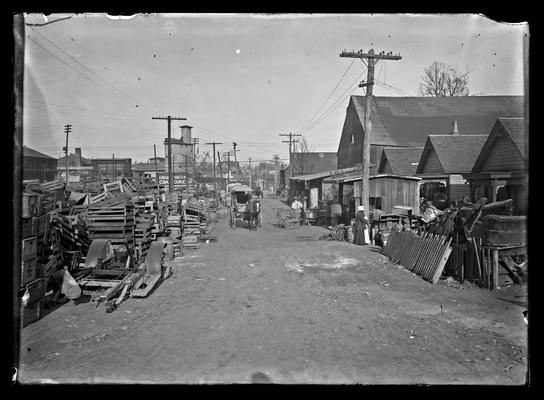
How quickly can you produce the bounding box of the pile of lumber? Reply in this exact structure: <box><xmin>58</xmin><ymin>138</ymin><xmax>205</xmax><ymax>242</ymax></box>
<box><xmin>86</xmin><ymin>198</ymin><xmax>135</xmax><ymax>247</ymax></box>
<box><xmin>319</xmin><ymin>224</ymin><xmax>346</xmax><ymax>241</ymax></box>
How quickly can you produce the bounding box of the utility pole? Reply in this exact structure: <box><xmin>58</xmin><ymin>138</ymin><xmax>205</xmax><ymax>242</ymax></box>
<box><xmin>248</xmin><ymin>158</ymin><xmax>252</xmax><ymax>189</ymax></box>
<box><xmin>340</xmin><ymin>48</ymin><xmax>401</xmax><ymax>219</ymax></box>
<box><xmin>152</xmin><ymin>115</ymin><xmax>186</xmax><ymax>193</ymax></box>
<box><xmin>232</xmin><ymin>142</ymin><xmax>239</xmax><ymax>182</ymax></box>
<box><xmin>217</xmin><ymin>151</ymin><xmax>223</xmax><ymax>183</ymax></box>
<box><xmin>112</xmin><ymin>153</ymin><xmax>116</xmax><ymax>181</ymax></box>
<box><xmin>62</xmin><ymin>124</ymin><xmax>72</xmax><ymax>185</ymax></box>
<box><xmin>279</xmin><ymin>132</ymin><xmax>301</xmax><ymax>179</ymax></box>
<box><xmin>153</xmin><ymin>145</ymin><xmax>159</xmax><ymax>190</ymax></box>
<box><xmin>191</xmin><ymin>137</ymin><xmax>199</xmax><ymax>184</ymax></box>
<box><xmin>184</xmin><ymin>155</ymin><xmax>189</xmax><ymax>196</ymax></box>
<box><xmin>273</xmin><ymin>154</ymin><xmax>280</xmax><ymax>193</ymax></box>
<box><xmin>205</xmin><ymin>141</ymin><xmax>223</xmax><ymax>203</ymax></box>
<box><xmin>223</xmin><ymin>151</ymin><xmax>232</xmax><ymax>186</ymax></box>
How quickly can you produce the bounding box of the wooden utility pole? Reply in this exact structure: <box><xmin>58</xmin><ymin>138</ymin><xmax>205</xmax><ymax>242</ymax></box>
<box><xmin>112</xmin><ymin>153</ymin><xmax>116</xmax><ymax>181</ymax></box>
<box><xmin>248</xmin><ymin>158</ymin><xmax>252</xmax><ymax>189</ymax></box>
<box><xmin>232</xmin><ymin>143</ymin><xmax>239</xmax><ymax>182</ymax></box>
<box><xmin>184</xmin><ymin>155</ymin><xmax>189</xmax><ymax>196</ymax></box>
<box><xmin>340</xmin><ymin>48</ymin><xmax>401</xmax><ymax>218</ymax></box>
<box><xmin>273</xmin><ymin>154</ymin><xmax>280</xmax><ymax>193</ymax></box>
<box><xmin>62</xmin><ymin>124</ymin><xmax>72</xmax><ymax>185</ymax></box>
<box><xmin>152</xmin><ymin>115</ymin><xmax>186</xmax><ymax>193</ymax></box>
<box><xmin>280</xmin><ymin>132</ymin><xmax>301</xmax><ymax>179</ymax></box>
<box><xmin>205</xmin><ymin>141</ymin><xmax>223</xmax><ymax>202</ymax></box>
<box><xmin>191</xmin><ymin>137</ymin><xmax>199</xmax><ymax>183</ymax></box>
<box><xmin>223</xmin><ymin>151</ymin><xmax>232</xmax><ymax>186</ymax></box>
<box><xmin>153</xmin><ymin>145</ymin><xmax>159</xmax><ymax>190</ymax></box>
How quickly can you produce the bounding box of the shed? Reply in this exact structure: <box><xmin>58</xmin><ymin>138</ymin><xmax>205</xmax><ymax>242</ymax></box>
<box><xmin>463</xmin><ymin>117</ymin><xmax>528</xmax><ymax>214</ymax></box>
<box><xmin>416</xmin><ymin>134</ymin><xmax>488</xmax><ymax>201</ymax></box>
<box><xmin>23</xmin><ymin>146</ymin><xmax>58</xmax><ymax>182</ymax></box>
<box><xmin>378</xmin><ymin>147</ymin><xmax>423</xmax><ymax>176</ymax></box>
<box><xmin>289</xmin><ymin>170</ymin><xmax>333</xmax><ymax>210</ymax></box>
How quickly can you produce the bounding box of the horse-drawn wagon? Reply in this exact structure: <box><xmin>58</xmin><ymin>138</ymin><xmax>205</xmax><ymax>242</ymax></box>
<box><xmin>228</xmin><ymin>184</ymin><xmax>261</xmax><ymax>230</ymax></box>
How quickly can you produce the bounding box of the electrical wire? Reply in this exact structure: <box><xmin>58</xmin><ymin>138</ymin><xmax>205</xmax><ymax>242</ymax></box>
<box><xmin>297</xmin><ymin>59</ymin><xmax>355</xmax><ymax>132</ymax></box>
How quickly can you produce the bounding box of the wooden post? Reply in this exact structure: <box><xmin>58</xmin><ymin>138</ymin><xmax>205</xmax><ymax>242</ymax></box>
<box><xmin>492</xmin><ymin>248</ymin><xmax>499</xmax><ymax>290</ymax></box>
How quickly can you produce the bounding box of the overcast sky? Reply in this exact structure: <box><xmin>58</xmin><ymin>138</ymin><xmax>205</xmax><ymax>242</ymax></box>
<box><xmin>21</xmin><ymin>13</ymin><xmax>528</xmax><ymax>164</ymax></box>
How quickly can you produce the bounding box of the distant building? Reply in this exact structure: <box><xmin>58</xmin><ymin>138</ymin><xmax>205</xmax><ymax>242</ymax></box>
<box><xmin>23</xmin><ymin>146</ymin><xmax>57</xmax><ymax>182</ymax></box>
<box><xmin>92</xmin><ymin>157</ymin><xmax>132</xmax><ymax>181</ymax></box>
<box><xmin>164</xmin><ymin>125</ymin><xmax>194</xmax><ymax>177</ymax></box>
<box><xmin>290</xmin><ymin>152</ymin><xmax>338</xmax><ymax>176</ymax></box>
<box><xmin>57</xmin><ymin>147</ymin><xmax>94</xmax><ymax>183</ymax></box>
<box><xmin>133</xmin><ymin>157</ymin><xmax>166</xmax><ymax>185</ymax></box>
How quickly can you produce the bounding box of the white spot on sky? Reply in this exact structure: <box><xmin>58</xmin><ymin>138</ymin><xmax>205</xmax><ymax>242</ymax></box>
<box><xmin>236</xmin><ymin>49</ymin><xmax>241</xmax><ymax>54</ymax></box>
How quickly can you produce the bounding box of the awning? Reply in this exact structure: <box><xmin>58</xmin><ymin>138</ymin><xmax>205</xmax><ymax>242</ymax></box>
<box><xmin>289</xmin><ymin>170</ymin><xmax>331</xmax><ymax>182</ymax></box>
<box><xmin>327</xmin><ymin>173</ymin><xmax>422</xmax><ymax>183</ymax></box>
<box><xmin>230</xmin><ymin>184</ymin><xmax>252</xmax><ymax>193</ymax></box>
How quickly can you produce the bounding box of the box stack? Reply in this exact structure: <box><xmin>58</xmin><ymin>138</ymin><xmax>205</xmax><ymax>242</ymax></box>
<box><xmin>135</xmin><ymin>213</ymin><xmax>155</xmax><ymax>260</ymax></box>
<box><xmin>182</xmin><ymin>204</ymin><xmax>202</xmax><ymax>249</ymax></box>
<box><xmin>21</xmin><ymin>237</ymin><xmax>38</xmax><ymax>286</ymax></box>
<box><xmin>86</xmin><ymin>198</ymin><xmax>135</xmax><ymax>247</ymax></box>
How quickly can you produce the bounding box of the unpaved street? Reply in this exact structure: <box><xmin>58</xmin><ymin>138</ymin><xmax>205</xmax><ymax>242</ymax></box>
<box><xmin>18</xmin><ymin>195</ymin><xmax>528</xmax><ymax>384</ymax></box>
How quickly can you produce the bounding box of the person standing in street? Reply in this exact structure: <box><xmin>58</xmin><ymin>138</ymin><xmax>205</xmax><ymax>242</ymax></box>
<box><xmin>353</xmin><ymin>205</ymin><xmax>369</xmax><ymax>245</ymax></box>
<box><xmin>291</xmin><ymin>196</ymin><xmax>303</xmax><ymax>221</ymax></box>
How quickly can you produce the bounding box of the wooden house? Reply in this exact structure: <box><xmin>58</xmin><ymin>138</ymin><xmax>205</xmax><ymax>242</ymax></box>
<box><xmin>378</xmin><ymin>147</ymin><xmax>423</xmax><ymax>176</ymax></box>
<box><xmin>337</xmin><ymin>95</ymin><xmax>524</xmax><ymax>177</ymax></box>
<box><xmin>464</xmin><ymin>117</ymin><xmax>528</xmax><ymax>215</ymax></box>
<box><xmin>416</xmin><ymin>133</ymin><xmax>488</xmax><ymax>202</ymax></box>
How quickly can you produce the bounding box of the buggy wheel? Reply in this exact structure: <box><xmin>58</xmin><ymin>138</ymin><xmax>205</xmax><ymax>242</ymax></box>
<box><xmin>230</xmin><ymin>211</ymin><xmax>236</xmax><ymax>230</ymax></box>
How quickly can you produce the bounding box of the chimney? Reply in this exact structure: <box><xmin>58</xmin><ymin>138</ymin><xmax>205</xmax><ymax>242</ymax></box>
<box><xmin>180</xmin><ymin>125</ymin><xmax>193</xmax><ymax>143</ymax></box>
<box><xmin>451</xmin><ymin>121</ymin><xmax>459</xmax><ymax>135</ymax></box>
<box><xmin>75</xmin><ymin>147</ymin><xmax>82</xmax><ymax>167</ymax></box>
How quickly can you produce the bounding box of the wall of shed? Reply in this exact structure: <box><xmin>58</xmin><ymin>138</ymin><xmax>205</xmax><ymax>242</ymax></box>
<box><xmin>23</xmin><ymin>157</ymin><xmax>57</xmax><ymax>182</ymax></box>
<box><xmin>338</xmin><ymin>101</ymin><xmax>364</xmax><ymax>170</ymax></box>
<box><xmin>368</xmin><ymin>177</ymin><xmax>420</xmax><ymax>214</ymax></box>
<box><xmin>481</xmin><ymin>135</ymin><xmax>526</xmax><ymax>172</ymax></box>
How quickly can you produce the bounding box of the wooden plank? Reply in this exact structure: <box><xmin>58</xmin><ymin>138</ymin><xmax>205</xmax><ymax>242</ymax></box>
<box><xmin>492</xmin><ymin>248</ymin><xmax>499</xmax><ymax>290</ymax></box>
<box><xmin>431</xmin><ymin>242</ymin><xmax>453</xmax><ymax>284</ymax></box>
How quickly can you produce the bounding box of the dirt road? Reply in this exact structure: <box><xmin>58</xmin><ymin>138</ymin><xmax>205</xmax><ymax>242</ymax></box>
<box><xmin>18</xmin><ymin>195</ymin><xmax>528</xmax><ymax>384</ymax></box>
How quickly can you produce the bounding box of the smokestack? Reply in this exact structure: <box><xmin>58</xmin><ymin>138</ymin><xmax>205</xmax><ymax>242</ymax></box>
<box><xmin>75</xmin><ymin>147</ymin><xmax>82</xmax><ymax>167</ymax></box>
<box><xmin>451</xmin><ymin>121</ymin><xmax>459</xmax><ymax>135</ymax></box>
<box><xmin>180</xmin><ymin>125</ymin><xmax>192</xmax><ymax>143</ymax></box>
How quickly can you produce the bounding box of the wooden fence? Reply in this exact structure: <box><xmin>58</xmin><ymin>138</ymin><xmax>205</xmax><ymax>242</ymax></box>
<box><xmin>382</xmin><ymin>230</ymin><xmax>452</xmax><ymax>284</ymax></box>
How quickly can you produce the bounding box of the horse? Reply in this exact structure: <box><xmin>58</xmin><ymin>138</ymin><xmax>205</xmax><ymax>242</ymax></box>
<box><xmin>254</xmin><ymin>187</ymin><xmax>263</xmax><ymax>199</ymax></box>
<box><xmin>245</xmin><ymin>199</ymin><xmax>262</xmax><ymax>231</ymax></box>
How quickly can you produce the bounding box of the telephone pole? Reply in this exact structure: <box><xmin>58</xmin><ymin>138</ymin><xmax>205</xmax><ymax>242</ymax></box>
<box><xmin>152</xmin><ymin>115</ymin><xmax>186</xmax><ymax>193</ymax></box>
<box><xmin>340</xmin><ymin>48</ymin><xmax>401</xmax><ymax>219</ymax></box>
<box><xmin>279</xmin><ymin>132</ymin><xmax>301</xmax><ymax>179</ymax></box>
<box><xmin>191</xmin><ymin>137</ymin><xmax>199</xmax><ymax>184</ymax></box>
<box><xmin>223</xmin><ymin>151</ymin><xmax>232</xmax><ymax>186</ymax></box>
<box><xmin>112</xmin><ymin>153</ymin><xmax>116</xmax><ymax>181</ymax></box>
<box><xmin>232</xmin><ymin>143</ymin><xmax>239</xmax><ymax>182</ymax></box>
<box><xmin>248</xmin><ymin>158</ymin><xmax>252</xmax><ymax>189</ymax></box>
<box><xmin>205</xmin><ymin>141</ymin><xmax>223</xmax><ymax>202</ymax></box>
<box><xmin>62</xmin><ymin>124</ymin><xmax>72</xmax><ymax>185</ymax></box>
<box><xmin>153</xmin><ymin>145</ymin><xmax>159</xmax><ymax>190</ymax></box>
<box><xmin>273</xmin><ymin>154</ymin><xmax>280</xmax><ymax>193</ymax></box>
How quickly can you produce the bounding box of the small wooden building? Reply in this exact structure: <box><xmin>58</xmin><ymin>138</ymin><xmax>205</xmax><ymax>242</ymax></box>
<box><xmin>23</xmin><ymin>146</ymin><xmax>57</xmax><ymax>182</ymax></box>
<box><xmin>416</xmin><ymin>133</ymin><xmax>488</xmax><ymax>202</ymax></box>
<box><xmin>464</xmin><ymin>117</ymin><xmax>528</xmax><ymax>215</ymax></box>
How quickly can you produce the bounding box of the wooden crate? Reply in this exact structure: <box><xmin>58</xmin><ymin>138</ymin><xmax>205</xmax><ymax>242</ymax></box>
<box><xmin>21</xmin><ymin>258</ymin><xmax>37</xmax><ymax>286</ymax></box>
<box><xmin>24</xmin><ymin>277</ymin><xmax>46</xmax><ymax>306</ymax></box>
<box><xmin>22</xmin><ymin>237</ymin><xmax>38</xmax><ymax>261</ymax></box>
<box><xmin>22</xmin><ymin>193</ymin><xmax>39</xmax><ymax>218</ymax></box>
<box><xmin>22</xmin><ymin>218</ymin><xmax>33</xmax><ymax>239</ymax></box>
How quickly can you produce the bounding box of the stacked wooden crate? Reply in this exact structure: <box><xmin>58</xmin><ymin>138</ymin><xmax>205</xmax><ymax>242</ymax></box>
<box><xmin>182</xmin><ymin>204</ymin><xmax>202</xmax><ymax>249</ymax></box>
<box><xmin>135</xmin><ymin>213</ymin><xmax>155</xmax><ymax>260</ymax></box>
<box><xmin>86</xmin><ymin>198</ymin><xmax>135</xmax><ymax>247</ymax></box>
<box><xmin>56</xmin><ymin>213</ymin><xmax>91</xmax><ymax>254</ymax></box>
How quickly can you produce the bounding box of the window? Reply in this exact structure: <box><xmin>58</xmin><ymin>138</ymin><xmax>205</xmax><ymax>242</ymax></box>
<box><xmin>350</xmin><ymin>134</ymin><xmax>355</xmax><ymax>145</ymax></box>
<box><xmin>369</xmin><ymin>196</ymin><xmax>382</xmax><ymax>210</ymax></box>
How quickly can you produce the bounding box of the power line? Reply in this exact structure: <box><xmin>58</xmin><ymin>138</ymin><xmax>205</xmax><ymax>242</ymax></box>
<box><xmin>298</xmin><ymin>59</ymin><xmax>355</xmax><ymax>132</ymax></box>
<box><xmin>27</xmin><ymin>36</ymin><xmax>143</xmax><ymax>110</ymax></box>
<box><xmin>301</xmin><ymin>67</ymin><xmax>367</xmax><ymax>135</ymax></box>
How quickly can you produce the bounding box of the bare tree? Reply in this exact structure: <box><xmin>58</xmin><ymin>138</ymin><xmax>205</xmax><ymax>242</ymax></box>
<box><xmin>418</xmin><ymin>61</ymin><xmax>470</xmax><ymax>97</ymax></box>
<box><xmin>295</xmin><ymin>137</ymin><xmax>314</xmax><ymax>175</ymax></box>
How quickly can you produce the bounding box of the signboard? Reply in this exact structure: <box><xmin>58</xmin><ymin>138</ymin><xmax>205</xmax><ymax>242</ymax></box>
<box><xmin>157</xmin><ymin>173</ymin><xmax>194</xmax><ymax>189</ymax></box>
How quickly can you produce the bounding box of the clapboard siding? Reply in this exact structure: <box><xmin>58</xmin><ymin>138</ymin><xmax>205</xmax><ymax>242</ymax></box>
<box><xmin>449</xmin><ymin>183</ymin><xmax>471</xmax><ymax>201</ymax></box>
<box><xmin>419</xmin><ymin>148</ymin><xmax>444</xmax><ymax>174</ymax></box>
<box><xmin>481</xmin><ymin>135</ymin><xmax>525</xmax><ymax>172</ymax></box>
<box><xmin>337</xmin><ymin>101</ymin><xmax>364</xmax><ymax>169</ymax></box>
